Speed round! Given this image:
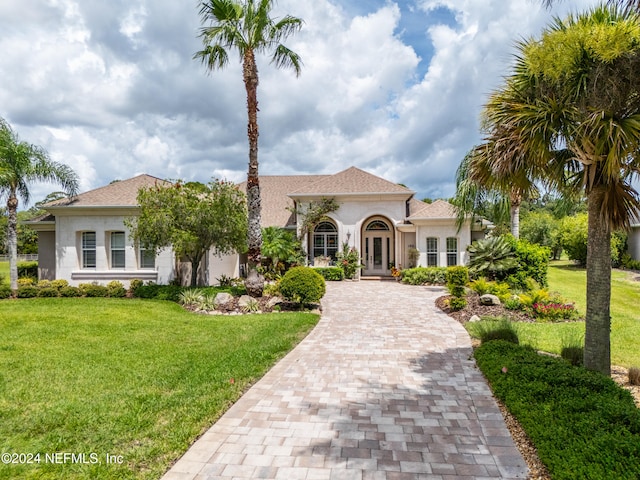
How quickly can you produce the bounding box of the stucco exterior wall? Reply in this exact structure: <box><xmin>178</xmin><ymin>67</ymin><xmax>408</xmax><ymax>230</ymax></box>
<box><xmin>54</xmin><ymin>213</ymin><xmax>175</xmax><ymax>287</ymax></box>
<box><xmin>629</xmin><ymin>227</ymin><xmax>640</xmax><ymax>261</ymax></box>
<box><xmin>37</xmin><ymin>231</ymin><xmax>56</xmax><ymax>281</ymax></box>
<box><xmin>413</xmin><ymin>220</ymin><xmax>471</xmax><ymax>267</ymax></box>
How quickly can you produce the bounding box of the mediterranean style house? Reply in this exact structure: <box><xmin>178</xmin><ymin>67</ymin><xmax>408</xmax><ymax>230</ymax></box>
<box><xmin>26</xmin><ymin>167</ymin><xmax>488</xmax><ymax>286</ymax></box>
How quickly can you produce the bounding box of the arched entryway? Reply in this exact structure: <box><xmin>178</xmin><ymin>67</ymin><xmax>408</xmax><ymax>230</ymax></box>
<box><xmin>311</xmin><ymin>220</ymin><xmax>338</xmax><ymax>264</ymax></box>
<box><xmin>362</xmin><ymin>217</ymin><xmax>394</xmax><ymax>276</ymax></box>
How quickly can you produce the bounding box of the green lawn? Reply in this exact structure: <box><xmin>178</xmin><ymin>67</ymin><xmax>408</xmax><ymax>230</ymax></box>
<box><xmin>515</xmin><ymin>260</ymin><xmax>640</xmax><ymax>368</ymax></box>
<box><xmin>0</xmin><ymin>261</ymin><xmax>8</xmax><ymax>285</ymax></box>
<box><xmin>0</xmin><ymin>298</ymin><xmax>318</xmax><ymax>480</ymax></box>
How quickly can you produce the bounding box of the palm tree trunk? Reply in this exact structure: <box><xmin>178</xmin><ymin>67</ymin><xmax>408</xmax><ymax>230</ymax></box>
<box><xmin>584</xmin><ymin>186</ymin><xmax>611</xmax><ymax>375</ymax></box>
<box><xmin>243</xmin><ymin>48</ymin><xmax>264</xmax><ymax>297</ymax></box>
<box><xmin>7</xmin><ymin>193</ymin><xmax>19</xmax><ymax>295</ymax></box>
<box><xmin>510</xmin><ymin>191</ymin><xmax>521</xmax><ymax>239</ymax></box>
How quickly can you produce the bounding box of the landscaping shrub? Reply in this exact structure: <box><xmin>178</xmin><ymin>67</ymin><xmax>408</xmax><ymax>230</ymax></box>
<box><xmin>474</xmin><ymin>341</ymin><xmax>640</xmax><ymax>480</ymax></box>
<box><xmin>129</xmin><ymin>279</ymin><xmax>143</xmax><ymax>293</ymax></box>
<box><xmin>106</xmin><ymin>280</ymin><xmax>126</xmax><ymax>298</ymax></box>
<box><xmin>467</xmin><ymin>236</ymin><xmax>518</xmax><ymax>280</ymax></box>
<box><xmin>621</xmin><ymin>253</ymin><xmax>640</xmax><ymax>271</ymax></box>
<box><xmin>17</xmin><ymin>261</ymin><xmax>38</xmax><ymax>279</ymax></box>
<box><xmin>401</xmin><ymin>266</ymin><xmax>447</xmax><ymax>285</ymax></box>
<box><xmin>132</xmin><ymin>284</ymin><xmax>184</xmax><ymax>302</ymax></box>
<box><xmin>487</xmin><ymin>281</ymin><xmax>512</xmax><ymax>303</ymax></box>
<box><xmin>469</xmin><ymin>277</ymin><xmax>491</xmax><ymax>296</ymax></box>
<box><xmin>263</xmin><ymin>282</ymin><xmax>281</xmax><ymax>297</ymax></box>
<box><xmin>36</xmin><ymin>279</ymin><xmax>52</xmax><ymax>289</ymax></box>
<box><xmin>466</xmin><ymin>317</ymin><xmax>519</xmax><ymax>345</ymax></box>
<box><xmin>445</xmin><ymin>266</ymin><xmax>469</xmax><ymax>297</ymax></box>
<box><xmin>505</xmin><ymin>236</ymin><xmax>550</xmax><ymax>288</ymax></box>
<box><xmin>59</xmin><ymin>286</ymin><xmax>81</xmax><ymax>297</ymax></box>
<box><xmin>503</xmin><ymin>296</ymin><xmax>522</xmax><ymax>310</ymax></box>
<box><xmin>79</xmin><ymin>283</ymin><xmax>109</xmax><ymax>298</ymax></box>
<box><xmin>37</xmin><ymin>287</ymin><xmax>59</xmax><ymax>298</ymax></box>
<box><xmin>50</xmin><ymin>279</ymin><xmax>69</xmax><ymax>290</ymax></box>
<box><xmin>279</xmin><ymin>266</ymin><xmax>326</xmax><ymax>305</ymax></box>
<box><xmin>0</xmin><ymin>285</ymin><xmax>11</xmax><ymax>299</ymax></box>
<box><xmin>448</xmin><ymin>296</ymin><xmax>467</xmax><ymax>311</ymax></box>
<box><xmin>335</xmin><ymin>243</ymin><xmax>363</xmax><ymax>279</ymax></box>
<box><xmin>17</xmin><ymin>286</ymin><xmax>39</xmax><ymax>298</ymax></box>
<box><xmin>313</xmin><ymin>267</ymin><xmax>345</xmax><ymax>281</ymax></box>
<box><xmin>0</xmin><ymin>273</ymin><xmax>4</xmax><ymax>285</ymax></box>
<box><xmin>17</xmin><ymin>277</ymin><xmax>35</xmax><ymax>287</ymax></box>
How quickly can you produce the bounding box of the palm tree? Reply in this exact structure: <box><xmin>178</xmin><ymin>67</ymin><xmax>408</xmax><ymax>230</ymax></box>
<box><xmin>454</xmin><ymin>142</ymin><xmax>537</xmax><ymax>238</ymax></box>
<box><xmin>542</xmin><ymin>0</ymin><xmax>640</xmax><ymax>13</ymax></box>
<box><xmin>483</xmin><ymin>5</ymin><xmax>640</xmax><ymax>374</ymax></box>
<box><xmin>0</xmin><ymin>118</ymin><xmax>79</xmax><ymax>294</ymax></box>
<box><xmin>194</xmin><ymin>0</ymin><xmax>303</xmax><ymax>296</ymax></box>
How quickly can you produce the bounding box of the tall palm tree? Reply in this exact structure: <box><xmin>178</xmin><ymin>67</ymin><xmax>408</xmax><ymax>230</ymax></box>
<box><xmin>483</xmin><ymin>6</ymin><xmax>640</xmax><ymax>374</ymax></box>
<box><xmin>0</xmin><ymin>118</ymin><xmax>79</xmax><ymax>294</ymax></box>
<box><xmin>194</xmin><ymin>0</ymin><xmax>303</xmax><ymax>296</ymax></box>
<box><xmin>542</xmin><ymin>0</ymin><xmax>640</xmax><ymax>13</ymax></box>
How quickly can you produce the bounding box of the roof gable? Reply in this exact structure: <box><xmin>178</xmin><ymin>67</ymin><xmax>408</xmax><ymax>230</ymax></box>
<box><xmin>46</xmin><ymin>174</ymin><xmax>168</xmax><ymax>208</ymax></box>
<box><xmin>408</xmin><ymin>199</ymin><xmax>457</xmax><ymax>220</ymax></box>
<box><xmin>290</xmin><ymin>166</ymin><xmax>413</xmax><ymax>196</ymax></box>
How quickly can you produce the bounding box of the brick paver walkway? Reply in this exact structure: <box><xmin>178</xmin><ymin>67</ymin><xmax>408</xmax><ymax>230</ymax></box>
<box><xmin>162</xmin><ymin>281</ymin><xmax>528</xmax><ymax>479</ymax></box>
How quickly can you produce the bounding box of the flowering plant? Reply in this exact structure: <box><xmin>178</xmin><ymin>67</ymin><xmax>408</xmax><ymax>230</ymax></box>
<box><xmin>391</xmin><ymin>266</ymin><xmax>402</xmax><ymax>278</ymax></box>
<box><xmin>336</xmin><ymin>242</ymin><xmax>363</xmax><ymax>279</ymax></box>
<box><xmin>532</xmin><ymin>302</ymin><xmax>577</xmax><ymax>322</ymax></box>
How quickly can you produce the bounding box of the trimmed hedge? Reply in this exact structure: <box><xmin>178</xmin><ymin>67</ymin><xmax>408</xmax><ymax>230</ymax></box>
<box><xmin>475</xmin><ymin>341</ymin><xmax>640</xmax><ymax>480</ymax></box>
<box><xmin>17</xmin><ymin>261</ymin><xmax>38</xmax><ymax>279</ymax></box>
<box><xmin>401</xmin><ymin>267</ymin><xmax>447</xmax><ymax>285</ymax></box>
<box><xmin>313</xmin><ymin>267</ymin><xmax>345</xmax><ymax>281</ymax></box>
<box><xmin>130</xmin><ymin>284</ymin><xmax>184</xmax><ymax>302</ymax></box>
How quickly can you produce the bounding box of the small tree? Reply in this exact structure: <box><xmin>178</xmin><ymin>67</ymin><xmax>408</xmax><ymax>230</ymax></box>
<box><xmin>126</xmin><ymin>179</ymin><xmax>247</xmax><ymax>286</ymax></box>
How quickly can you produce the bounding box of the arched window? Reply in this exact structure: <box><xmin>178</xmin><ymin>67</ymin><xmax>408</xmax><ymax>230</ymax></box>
<box><xmin>366</xmin><ymin>220</ymin><xmax>390</xmax><ymax>231</ymax></box>
<box><xmin>313</xmin><ymin>221</ymin><xmax>338</xmax><ymax>260</ymax></box>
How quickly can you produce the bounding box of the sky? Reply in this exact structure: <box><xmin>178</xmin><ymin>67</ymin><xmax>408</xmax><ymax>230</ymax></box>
<box><xmin>0</xmin><ymin>0</ymin><xmax>599</xmax><ymax>206</ymax></box>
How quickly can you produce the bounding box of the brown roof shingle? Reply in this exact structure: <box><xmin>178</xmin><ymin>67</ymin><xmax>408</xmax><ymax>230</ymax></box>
<box><xmin>408</xmin><ymin>199</ymin><xmax>457</xmax><ymax>220</ymax></box>
<box><xmin>47</xmin><ymin>174</ymin><xmax>169</xmax><ymax>207</ymax></box>
<box><xmin>290</xmin><ymin>166</ymin><xmax>413</xmax><ymax>195</ymax></box>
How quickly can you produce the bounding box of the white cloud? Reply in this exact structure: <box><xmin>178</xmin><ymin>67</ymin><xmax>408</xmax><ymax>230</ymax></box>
<box><xmin>0</xmin><ymin>0</ymin><xmax>600</xmax><ymax>205</ymax></box>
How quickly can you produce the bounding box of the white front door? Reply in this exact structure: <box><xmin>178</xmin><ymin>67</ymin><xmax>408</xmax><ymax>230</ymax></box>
<box><xmin>363</xmin><ymin>232</ymin><xmax>392</xmax><ymax>276</ymax></box>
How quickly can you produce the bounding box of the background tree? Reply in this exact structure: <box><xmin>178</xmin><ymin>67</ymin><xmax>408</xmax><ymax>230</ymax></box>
<box><xmin>126</xmin><ymin>179</ymin><xmax>247</xmax><ymax>287</ymax></box>
<box><xmin>482</xmin><ymin>6</ymin><xmax>640</xmax><ymax>374</ymax></box>
<box><xmin>0</xmin><ymin>118</ymin><xmax>78</xmax><ymax>294</ymax></box>
<box><xmin>195</xmin><ymin>0</ymin><xmax>303</xmax><ymax>296</ymax></box>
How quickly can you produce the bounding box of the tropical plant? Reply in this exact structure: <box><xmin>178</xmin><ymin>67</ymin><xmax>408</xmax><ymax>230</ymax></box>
<box><xmin>261</xmin><ymin>226</ymin><xmax>301</xmax><ymax>276</ymax></box>
<box><xmin>195</xmin><ymin>0</ymin><xmax>303</xmax><ymax>297</ymax></box>
<box><xmin>480</xmin><ymin>6</ymin><xmax>640</xmax><ymax>374</ymax></box>
<box><xmin>467</xmin><ymin>236</ymin><xmax>518</xmax><ymax>280</ymax></box>
<box><xmin>0</xmin><ymin>117</ymin><xmax>78</xmax><ymax>294</ymax></box>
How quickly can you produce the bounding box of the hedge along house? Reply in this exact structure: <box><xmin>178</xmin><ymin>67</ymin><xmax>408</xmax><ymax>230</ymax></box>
<box><xmin>241</xmin><ymin>167</ymin><xmax>486</xmax><ymax>277</ymax></box>
<box><xmin>26</xmin><ymin>167</ymin><xmax>485</xmax><ymax>286</ymax></box>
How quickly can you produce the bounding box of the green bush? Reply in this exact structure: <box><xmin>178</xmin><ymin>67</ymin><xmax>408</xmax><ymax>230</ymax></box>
<box><xmin>401</xmin><ymin>266</ymin><xmax>447</xmax><ymax>285</ymax></box>
<box><xmin>503</xmin><ymin>296</ymin><xmax>522</xmax><ymax>310</ymax></box>
<box><xmin>621</xmin><ymin>253</ymin><xmax>640</xmax><ymax>271</ymax></box>
<box><xmin>37</xmin><ymin>287</ymin><xmax>59</xmax><ymax>298</ymax></box>
<box><xmin>132</xmin><ymin>284</ymin><xmax>183</xmax><ymax>302</ymax></box>
<box><xmin>505</xmin><ymin>236</ymin><xmax>550</xmax><ymax>288</ymax></box>
<box><xmin>17</xmin><ymin>286</ymin><xmax>39</xmax><ymax>298</ymax></box>
<box><xmin>106</xmin><ymin>280</ymin><xmax>126</xmax><ymax>298</ymax></box>
<box><xmin>279</xmin><ymin>266</ymin><xmax>326</xmax><ymax>305</ymax></box>
<box><xmin>0</xmin><ymin>273</ymin><xmax>4</xmax><ymax>285</ymax></box>
<box><xmin>313</xmin><ymin>267</ymin><xmax>345</xmax><ymax>281</ymax></box>
<box><xmin>129</xmin><ymin>279</ymin><xmax>144</xmax><ymax>293</ymax></box>
<box><xmin>467</xmin><ymin>317</ymin><xmax>519</xmax><ymax>345</ymax></box>
<box><xmin>335</xmin><ymin>243</ymin><xmax>363</xmax><ymax>279</ymax></box>
<box><xmin>17</xmin><ymin>261</ymin><xmax>38</xmax><ymax>279</ymax></box>
<box><xmin>0</xmin><ymin>285</ymin><xmax>11</xmax><ymax>299</ymax></box>
<box><xmin>445</xmin><ymin>266</ymin><xmax>469</xmax><ymax>298</ymax></box>
<box><xmin>448</xmin><ymin>296</ymin><xmax>467</xmax><ymax>311</ymax></box>
<box><xmin>263</xmin><ymin>282</ymin><xmax>280</xmax><ymax>297</ymax></box>
<box><xmin>59</xmin><ymin>286</ymin><xmax>81</xmax><ymax>297</ymax></box>
<box><xmin>79</xmin><ymin>283</ymin><xmax>109</xmax><ymax>298</ymax></box>
<box><xmin>474</xmin><ymin>341</ymin><xmax>640</xmax><ymax>480</ymax></box>
<box><xmin>50</xmin><ymin>279</ymin><xmax>70</xmax><ymax>290</ymax></box>
<box><xmin>469</xmin><ymin>277</ymin><xmax>492</xmax><ymax>296</ymax></box>
<box><xmin>467</xmin><ymin>236</ymin><xmax>518</xmax><ymax>280</ymax></box>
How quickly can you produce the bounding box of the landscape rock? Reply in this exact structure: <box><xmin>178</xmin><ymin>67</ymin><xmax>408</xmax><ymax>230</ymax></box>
<box><xmin>238</xmin><ymin>295</ymin><xmax>253</xmax><ymax>307</ymax></box>
<box><xmin>479</xmin><ymin>294</ymin><xmax>501</xmax><ymax>306</ymax></box>
<box><xmin>469</xmin><ymin>314</ymin><xmax>481</xmax><ymax>323</ymax></box>
<box><xmin>214</xmin><ymin>292</ymin><xmax>234</xmax><ymax>306</ymax></box>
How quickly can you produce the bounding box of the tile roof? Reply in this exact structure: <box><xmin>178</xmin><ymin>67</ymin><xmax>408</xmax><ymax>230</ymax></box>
<box><xmin>290</xmin><ymin>166</ymin><xmax>413</xmax><ymax>195</ymax></box>
<box><xmin>46</xmin><ymin>174</ymin><xmax>169</xmax><ymax>208</ymax></box>
<box><xmin>408</xmin><ymin>199</ymin><xmax>458</xmax><ymax>220</ymax></box>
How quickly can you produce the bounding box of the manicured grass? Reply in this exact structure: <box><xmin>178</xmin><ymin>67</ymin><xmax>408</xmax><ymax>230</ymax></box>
<box><xmin>0</xmin><ymin>298</ymin><xmax>319</xmax><ymax>480</ymax></box>
<box><xmin>0</xmin><ymin>261</ymin><xmax>8</xmax><ymax>285</ymax></box>
<box><xmin>514</xmin><ymin>260</ymin><xmax>640</xmax><ymax>367</ymax></box>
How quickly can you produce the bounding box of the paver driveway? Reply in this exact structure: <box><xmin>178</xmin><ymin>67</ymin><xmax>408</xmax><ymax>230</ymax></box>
<box><xmin>162</xmin><ymin>281</ymin><xmax>528</xmax><ymax>479</ymax></box>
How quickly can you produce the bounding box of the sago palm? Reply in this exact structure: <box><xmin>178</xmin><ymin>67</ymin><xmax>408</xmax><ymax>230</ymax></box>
<box><xmin>483</xmin><ymin>5</ymin><xmax>640</xmax><ymax>374</ymax></box>
<box><xmin>194</xmin><ymin>0</ymin><xmax>303</xmax><ymax>296</ymax></box>
<box><xmin>0</xmin><ymin>118</ymin><xmax>78</xmax><ymax>294</ymax></box>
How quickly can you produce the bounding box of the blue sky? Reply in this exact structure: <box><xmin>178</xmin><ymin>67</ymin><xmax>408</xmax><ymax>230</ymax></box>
<box><xmin>0</xmin><ymin>0</ymin><xmax>598</xmax><ymax>204</ymax></box>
